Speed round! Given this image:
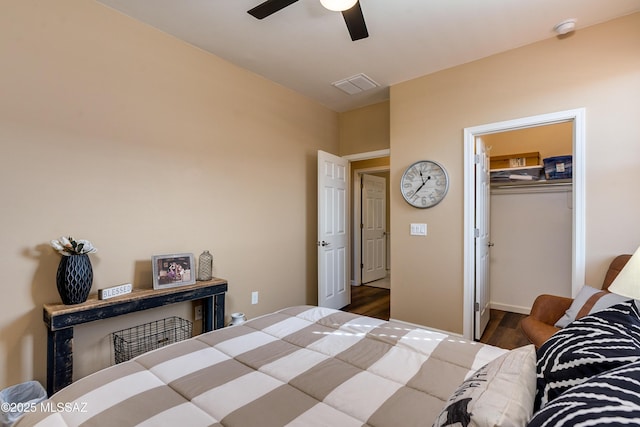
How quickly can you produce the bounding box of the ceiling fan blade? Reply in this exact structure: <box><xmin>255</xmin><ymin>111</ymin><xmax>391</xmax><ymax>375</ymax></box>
<box><xmin>248</xmin><ymin>0</ymin><xmax>300</xmax><ymax>19</ymax></box>
<box><xmin>342</xmin><ymin>1</ymin><xmax>368</xmax><ymax>41</ymax></box>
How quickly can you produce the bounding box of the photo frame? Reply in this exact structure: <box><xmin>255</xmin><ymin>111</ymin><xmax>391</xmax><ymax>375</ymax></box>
<box><xmin>152</xmin><ymin>253</ymin><xmax>196</xmax><ymax>290</ymax></box>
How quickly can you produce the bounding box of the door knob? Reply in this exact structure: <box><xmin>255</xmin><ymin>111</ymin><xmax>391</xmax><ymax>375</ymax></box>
<box><xmin>488</xmin><ymin>242</ymin><xmax>495</xmax><ymax>247</ymax></box>
<box><xmin>318</xmin><ymin>241</ymin><xmax>331</xmax><ymax>247</ymax></box>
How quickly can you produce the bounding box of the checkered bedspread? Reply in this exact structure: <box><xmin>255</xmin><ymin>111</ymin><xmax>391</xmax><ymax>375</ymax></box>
<box><xmin>16</xmin><ymin>306</ymin><xmax>505</xmax><ymax>426</ymax></box>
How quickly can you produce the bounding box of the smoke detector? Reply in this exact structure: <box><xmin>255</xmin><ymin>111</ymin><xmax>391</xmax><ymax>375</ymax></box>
<box><xmin>554</xmin><ymin>19</ymin><xmax>577</xmax><ymax>35</ymax></box>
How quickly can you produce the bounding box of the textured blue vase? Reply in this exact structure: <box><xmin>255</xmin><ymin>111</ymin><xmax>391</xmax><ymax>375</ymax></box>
<box><xmin>56</xmin><ymin>254</ymin><xmax>93</xmax><ymax>304</ymax></box>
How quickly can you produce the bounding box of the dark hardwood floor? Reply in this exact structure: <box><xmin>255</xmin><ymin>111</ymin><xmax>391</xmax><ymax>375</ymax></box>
<box><xmin>342</xmin><ymin>285</ymin><xmax>390</xmax><ymax>320</ymax></box>
<box><xmin>479</xmin><ymin>309</ymin><xmax>531</xmax><ymax>350</ymax></box>
<box><xmin>343</xmin><ymin>285</ymin><xmax>530</xmax><ymax>350</ymax></box>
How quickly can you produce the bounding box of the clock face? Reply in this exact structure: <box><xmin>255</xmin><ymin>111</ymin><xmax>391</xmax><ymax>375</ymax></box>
<box><xmin>400</xmin><ymin>160</ymin><xmax>449</xmax><ymax>208</ymax></box>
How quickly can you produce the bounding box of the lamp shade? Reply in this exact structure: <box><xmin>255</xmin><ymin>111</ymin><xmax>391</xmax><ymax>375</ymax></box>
<box><xmin>608</xmin><ymin>246</ymin><xmax>640</xmax><ymax>299</ymax></box>
<box><xmin>320</xmin><ymin>0</ymin><xmax>358</xmax><ymax>12</ymax></box>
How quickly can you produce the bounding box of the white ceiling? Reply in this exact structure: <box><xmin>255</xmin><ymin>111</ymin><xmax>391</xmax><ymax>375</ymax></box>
<box><xmin>95</xmin><ymin>0</ymin><xmax>640</xmax><ymax>112</ymax></box>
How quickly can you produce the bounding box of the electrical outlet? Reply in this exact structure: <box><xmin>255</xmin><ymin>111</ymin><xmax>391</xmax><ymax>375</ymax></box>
<box><xmin>194</xmin><ymin>305</ymin><xmax>203</xmax><ymax>320</ymax></box>
<box><xmin>251</xmin><ymin>291</ymin><xmax>259</xmax><ymax>305</ymax></box>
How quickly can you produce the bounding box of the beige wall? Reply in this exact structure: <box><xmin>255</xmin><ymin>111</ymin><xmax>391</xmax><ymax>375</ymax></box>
<box><xmin>0</xmin><ymin>0</ymin><xmax>338</xmax><ymax>389</ymax></box>
<box><xmin>350</xmin><ymin>157</ymin><xmax>390</xmax><ymax>170</ymax></box>
<box><xmin>390</xmin><ymin>13</ymin><xmax>640</xmax><ymax>333</ymax></box>
<box><xmin>339</xmin><ymin>101</ymin><xmax>390</xmax><ymax>156</ymax></box>
<box><xmin>3</xmin><ymin>0</ymin><xmax>639</xmax><ymax>392</ymax></box>
<box><xmin>483</xmin><ymin>121</ymin><xmax>573</xmax><ymax>161</ymax></box>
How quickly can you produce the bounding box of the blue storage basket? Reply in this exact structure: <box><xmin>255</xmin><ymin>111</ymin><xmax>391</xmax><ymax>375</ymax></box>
<box><xmin>543</xmin><ymin>155</ymin><xmax>572</xmax><ymax>180</ymax></box>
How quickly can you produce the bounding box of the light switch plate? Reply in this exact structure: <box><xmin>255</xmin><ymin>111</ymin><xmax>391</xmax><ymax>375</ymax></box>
<box><xmin>410</xmin><ymin>223</ymin><xmax>427</xmax><ymax>236</ymax></box>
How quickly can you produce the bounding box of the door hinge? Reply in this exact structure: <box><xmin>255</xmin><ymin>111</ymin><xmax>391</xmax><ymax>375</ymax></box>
<box><xmin>474</xmin><ymin>154</ymin><xmax>481</xmax><ymax>164</ymax></box>
<box><xmin>474</xmin><ymin>302</ymin><xmax>480</xmax><ymax>312</ymax></box>
<box><xmin>474</xmin><ymin>228</ymin><xmax>480</xmax><ymax>238</ymax></box>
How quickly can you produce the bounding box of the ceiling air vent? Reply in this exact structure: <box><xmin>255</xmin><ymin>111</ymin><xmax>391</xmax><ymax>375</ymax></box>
<box><xmin>332</xmin><ymin>73</ymin><xmax>379</xmax><ymax>95</ymax></box>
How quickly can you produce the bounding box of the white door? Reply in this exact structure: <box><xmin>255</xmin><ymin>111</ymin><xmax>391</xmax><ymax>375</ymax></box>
<box><xmin>362</xmin><ymin>174</ymin><xmax>386</xmax><ymax>284</ymax></box>
<box><xmin>318</xmin><ymin>150</ymin><xmax>350</xmax><ymax>309</ymax></box>
<box><xmin>475</xmin><ymin>138</ymin><xmax>491</xmax><ymax>339</ymax></box>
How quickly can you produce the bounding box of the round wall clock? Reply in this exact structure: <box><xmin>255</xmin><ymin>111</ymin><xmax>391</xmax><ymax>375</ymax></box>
<box><xmin>400</xmin><ymin>160</ymin><xmax>449</xmax><ymax>208</ymax></box>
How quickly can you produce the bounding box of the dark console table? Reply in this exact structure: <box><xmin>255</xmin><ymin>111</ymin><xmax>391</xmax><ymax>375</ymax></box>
<box><xmin>43</xmin><ymin>278</ymin><xmax>228</xmax><ymax>395</ymax></box>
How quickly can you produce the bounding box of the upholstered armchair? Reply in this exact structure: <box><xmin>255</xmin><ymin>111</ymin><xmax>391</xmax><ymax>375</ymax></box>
<box><xmin>521</xmin><ymin>254</ymin><xmax>632</xmax><ymax>348</ymax></box>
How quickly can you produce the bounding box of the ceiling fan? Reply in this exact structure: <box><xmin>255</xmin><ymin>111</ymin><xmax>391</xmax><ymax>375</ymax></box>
<box><xmin>247</xmin><ymin>0</ymin><xmax>369</xmax><ymax>41</ymax></box>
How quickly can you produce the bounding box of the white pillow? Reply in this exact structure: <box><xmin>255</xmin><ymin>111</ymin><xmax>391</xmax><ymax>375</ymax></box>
<box><xmin>433</xmin><ymin>344</ymin><xmax>536</xmax><ymax>427</ymax></box>
<box><xmin>554</xmin><ymin>286</ymin><xmax>629</xmax><ymax>328</ymax></box>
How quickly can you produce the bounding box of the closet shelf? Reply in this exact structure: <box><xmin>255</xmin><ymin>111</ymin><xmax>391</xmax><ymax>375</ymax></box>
<box><xmin>491</xmin><ymin>178</ymin><xmax>572</xmax><ymax>194</ymax></box>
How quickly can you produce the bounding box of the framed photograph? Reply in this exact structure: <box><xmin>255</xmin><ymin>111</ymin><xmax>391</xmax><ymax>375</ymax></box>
<box><xmin>152</xmin><ymin>253</ymin><xmax>196</xmax><ymax>290</ymax></box>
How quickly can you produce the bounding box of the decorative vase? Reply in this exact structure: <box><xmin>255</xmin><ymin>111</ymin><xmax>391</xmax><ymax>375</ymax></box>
<box><xmin>197</xmin><ymin>250</ymin><xmax>213</xmax><ymax>281</ymax></box>
<box><xmin>56</xmin><ymin>254</ymin><xmax>93</xmax><ymax>304</ymax></box>
<box><xmin>228</xmin><ymin>312</ymin><xmax>246</xmax><ymax>326</ymax></box>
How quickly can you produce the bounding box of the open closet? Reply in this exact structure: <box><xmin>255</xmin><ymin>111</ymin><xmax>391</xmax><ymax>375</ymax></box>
<box><xmin>484</xmin><ymin>122</ymin><xmax>573</xmax><ymax>314</ymax></box>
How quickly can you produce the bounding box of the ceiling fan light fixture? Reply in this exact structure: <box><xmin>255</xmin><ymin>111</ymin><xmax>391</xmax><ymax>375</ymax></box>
<box><xmin>320</xmin><ymin>0</ymin><xmax>358</xmax><ymax>12</ymax></box>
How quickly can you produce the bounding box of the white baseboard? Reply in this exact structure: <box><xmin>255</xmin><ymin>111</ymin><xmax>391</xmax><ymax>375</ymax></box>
<box><xmin>489</xmin><ymin>302</ymin><xmax>531</xmax><ymax>315</ymax></box>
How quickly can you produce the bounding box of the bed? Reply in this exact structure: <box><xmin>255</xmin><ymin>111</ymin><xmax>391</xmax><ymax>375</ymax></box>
<box><xmin>15</xmin><ymin>305</ymin><xmax>538</xmax><ymax>427</ymax></box>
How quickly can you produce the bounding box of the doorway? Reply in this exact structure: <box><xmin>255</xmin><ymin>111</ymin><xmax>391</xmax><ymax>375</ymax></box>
<box><xmin>317</xmin><ymin>149</ymin><xmax>390</xmax><ymax>310</ymax></box>
<box><xmin>361</xmin><ymin>173</ymin><xmax>389</xmax><ymax>286</ymax></box>
<box><xmin>350</xmin><ymin>159</ymin><xmax>390</xmax><ymax>289</ymax></box>
<box><xmin>484</xmin><ymin>122</ymin><xmax>573</xmax><ymax>314</ymax></box>
<box><xmin>463</xmin><ymin>108</ymin><xmax>586</xmax><ymax>340</ymax></box>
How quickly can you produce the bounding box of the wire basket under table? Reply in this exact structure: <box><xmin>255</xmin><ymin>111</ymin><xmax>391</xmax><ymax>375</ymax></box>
<box><xmin>112</xmin><ymin>316</ymin><xmax>193</xmax><ymax>364</ymax></box>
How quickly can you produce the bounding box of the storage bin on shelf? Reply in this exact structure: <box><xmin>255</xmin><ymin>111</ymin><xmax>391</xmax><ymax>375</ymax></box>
<box><xmin>543</xmin><ymin>155</ymin><xmax>572</xmax><ymax>180</ymax></box>
<box><xmin>112</xmin><ymin>316</ymin><xmax>192</xmax><ymax>364</ymax></box>
<box><xmin>490</xmin><ymin>165</ymin><xmax>542</xmax><ymax>182</ymax></box>
<box><xmin>489</xmin><ymin>152</ymin><xmax>540</xmax><ymax>170</ymax></box>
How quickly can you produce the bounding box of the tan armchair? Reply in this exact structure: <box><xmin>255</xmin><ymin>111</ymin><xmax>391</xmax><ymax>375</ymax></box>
<box><xmin>521</xmin><ymin>254</ymin><xmax>632</xmax><ymax>348</ymax></box>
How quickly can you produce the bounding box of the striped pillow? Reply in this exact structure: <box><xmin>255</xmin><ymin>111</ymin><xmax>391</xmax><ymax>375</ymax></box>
<box><xmin>535</xmin><ymin>300</ymin><xmax>640</xmax><ymax>411</ymax></box>
<box><xmin>529</xmin><ymin>360</ymin><xmax>640</xmax><ymax>426</ymax></box>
